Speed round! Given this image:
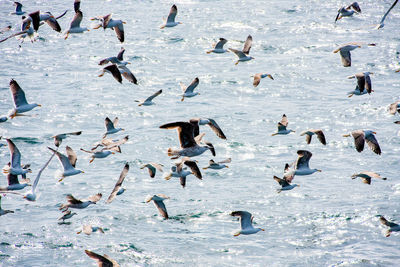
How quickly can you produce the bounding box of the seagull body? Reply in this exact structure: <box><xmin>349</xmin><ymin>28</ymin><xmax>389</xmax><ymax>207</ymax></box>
<box><xmin>106</xmin><ymin>163</ymin><xmax>129</xmax><ymax>204</ymax></box>
<box><xmin>272</xmin><ymin>114</ymin><xmax>295</xmax><ymax>136</ymax></box>
<box><xmin>12</xmin><ymin>2</ymin><xmax>26</xmax><ymax>15</ymax></box>
<box><xmin>77</xmin><ymin>225</ymin><xmax>104</xmax><ymax>235</ymax></box>
<box><xmin>60</xmin><ymin>193</ymin><xmax>102</xmax><ymax>211</ymax></box>
<box><xmin>230</xmin><ymin>211</ymin><xmax>264</xmax><ymax>236</ymax></box>
<box><xmin>343</xmin><ymin>130</ymin><xmax>381</xmax><ymax>155</ymax></box>
<box><xmin>160</xmin><ymin>121</ymin><xmax>216</xmax><ymax>159</ymax></box>
<box><xmin>160</xmin><ymin>5</ymin><xmax>181</xmax><ymax>29</ymax></box>
<box><xmin>180</xmin><ymin>77</ymin><xmax>200</xmax><ymax>101</ymax></box>
<box><xmin>0</xmin><ymin>196</ymin><xmax>14</xmax><ymax>216</ymax></box>
<box><xmin>207</xmin><ymin>38</ymin><xmax>228</xmax><ymax>54</ymax></box>
<box><xmin>285</xmin><ymin>150</ymin><xmax>321</xmax><ymax>177</ymax></box>
<box><xmin>104</xmin><ymin>117</ymin><xmax>124</xmax><ymax>137</ymax></box>
<box><xmin>229</xmin><ymin>35</ymin><xmax>253</xmax><ymax>65</ymax></box>
<box><xmin>48</xmin><ymin>146</ymin><xmax>83</xmax><ymax>181</ymax></box>
<box><xmin>8</xmin><ymin>79</ymin><xmax>41</xmax><ymax>118</ymax></box>
<box><xmin>203</xmin><ymin>158</ymin><xmax>231</xmax><ymax>170</ymax></box>
<box><xmin>52</xmin><ymin>131</ymin><xmax>82</xmax><ymax>147</ymax></box>
<box><xmin>92</xmin><ymin>14</ymin><xmax>125</xmax><ymax>42</ymax></box>
<box><xmin>85</xmin><ymin>250</ymin><xmax>120</xmax><ymax>267</ymax></box>
<box><xmin>376</xmin><ymin>0</ymin><xmax>398</xmax><ymax>29</ymax></box>
<box><xmin>380</xmin><ymin>216</ymin><xmax>400</xmax><ymax>237</ymax></box>
<box><xmin>80</xmin><ymin>148</ymin><xmax>114</xmax><ymax>163</ymax></box>
<box><xmin>252</xmin><ymin>73</ymin><xmax>274</xmax><ymax>87</ymax></box>
<box><xmin>335</xmin><ymin>2</ymin><xmax>361</xmax><ymax>22</ymax></box>
<box><xmin>165</xmin><ymin>157</ymin><xmax>202</xmax><ymax>188</ymax></box>
<box><xmin>58</xmin><ymin>210</ymin><xmax>77</xmax><ymax>222</ymax></box>
<box><xmin>347</xmin><ymin>72</ymin><xmax>373</xmax><ymax>97</ymax></box>
<box><xmin>351</xmin><ymin>171</ymin><xmax>386</xmax><ymax>185</ymax></box>
<box><xmin>135</xmin><ymin>90</ymin><xmax>162</xmax><ymax>106</ymax></box>
<box><xmin>64</xmin><ymin>10</ymin><xmax>89</xmax><ymax>39</ymax></box>
<box><xmin>146</xmin><ymin>194</ymin><xmax>169</xmax><ymax>219</ymax></box>
<box><xmin>99</xmin><ymin>47</ymin><xmax>129</xmax><ymax>66</ymax></box>
<box><xmin>333</xmin><ymin>44</ymin><xmax>360</xmax><ymax>67</ymax></box>
<box><xmin>300</xmin><ymin>129</ymin><xmax>326</xmax><ymax>145</ymax></box>
<box><xmin>3</xmin><ymin>139</ymin><xmax>31</xmax><ymax>176</ymax></box>
<box><xmin>273</xmin><ymin>175</ymin><xmax>299</xmax><ymax>193</ymax></box>
<box><xmin>140</xmin><ymin>162</ymin><xmax>163</xmax><ymax>178</ymax></box>
<box><xmin>99</xmin><ymin>64</ymin><xmax>137</xmax><ymax>84</ymax></box>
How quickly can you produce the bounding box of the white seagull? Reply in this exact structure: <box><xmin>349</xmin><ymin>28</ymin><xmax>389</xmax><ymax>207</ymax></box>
<box><xmin>207</xmin><ymin>38</ymin><xmax>228</xmax><ymax>54</ymax></box>
<box><xmin>375</xmin><ymin>0</ymin><xmax>398</xmax><ymax>29</ymax></box>
<box><xmin>3</xmin><ymin>139</ymin><xmax>31</xmax><ymax>176</ymax></box>
<box><xmin>160</xmin><ymin>5</ymin><xmax>181</xmax><ymax>29</ymax></box>
<box><xmin>229</xmin><ymin>35</ymin><xmax>254</xmax><ymax>65</ymax></box>
<box><xmin>8</xmin><ymin>79</ymin><xmax>41</xmax><ymax>119</ymax></box>
<box><xmin>230</xmin><ymin>211</ymin><xmax>264</xmax><ymax>236</ymax></box>
<box><xmin>135</xmin><ymin>90</ymin><xmax>162</xmax><ymax>106</ymax></box>
<box><xmin>48</xmin><ymin>146</ymin><xmax>84</xmax><ymax>181</ymax></box>
<box><xmin>271</xmin><ymin>114</ymin><xmax>295</xmax><ymax>136</ymax></box>
<box><xmin>180</xmin><ymin>77</ymin><xmax>200</xmax><ymax>101</ymax></box>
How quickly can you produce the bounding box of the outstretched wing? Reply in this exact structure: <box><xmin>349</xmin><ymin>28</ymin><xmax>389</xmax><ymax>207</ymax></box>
<box><xmin>106</xmin><ymin>163</ymin><xmax>129</xmax><ymax>203</ymax></box>
<box><xmin>167</xmin><ymin>4</ymin><xmax>178</xmax><ymax>23</ymax></box>
<box><xmin>242</xmin><ymin>35</ymin><xmax>252</xmax><ymax>55</ymax></box>
<box><xmin>160</xmin><ymin>121</ymin><xmax>196</xmax><ymax>148</ymax></box>
<box><xmin>10</xmin><ymin>79</ymin><xmax>28</xmax><ymax>108</ymax></box>
<box><xmin>230</xmin><ymin>210</ymin><xmax>253</xmax><ymax>230</ymax></box>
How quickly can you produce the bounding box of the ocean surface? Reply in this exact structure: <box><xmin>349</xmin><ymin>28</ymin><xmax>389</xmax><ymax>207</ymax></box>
<box><xmin>1</xmin><ymin>0</ymin><xmax>400</xmax><ymax>266</ymax></box>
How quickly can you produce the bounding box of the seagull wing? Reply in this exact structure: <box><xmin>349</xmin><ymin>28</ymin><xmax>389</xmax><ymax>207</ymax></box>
<box><xmin>70</xmin><ymin>10</ymin><xmax>83</xmax><ymax>28</ymax></box>
<box><xmin>45</xmin><ymin>16</ymin><xmax>61</xmax><ymax>32</ymax></box>
<box><xmin>215</xmin><ymin>38</ymin><xmax>227</xmax><ymax>49</ymax></box>
<box><xmin>351</xmin><ymin>130</ymin><xmax>365</xmax><ymax>152</ymax></box>
<box><xmin>88</xmin><ymin>193</ymin><xmax>102</xmax><ymax>203</ymax></box>
<box><xmin>242</xmin><ymin>35</ymin><xmax>252</xmax><ymax>55</ymax></box>
<box><xmin>114</xmin><ymin>23</ymin><xmax>124</xmax><ymax>43</ymax></box>
<box><xmin>32</xmin><ymin>149</ymin><xmax>57</xmax><ymax>193</ymax></box>
<box><xmin>313</xmin><ymin>129</ymin><xmax>326</xmax><ymax>145</ymax></box>
<box><xmin>66</xmin><ymin>194</ymin><xmax>82</xmax><ymax>204</ymax></box>
<box><xmin>365</xmin><ymin>74</ymin><xmax>372</xmax><ymax>94</ymax></box>
<box><xmin>118</xmin><ymin>65</ymin><xmax>137</xmax><ymax>84</ymax></box>
<box><xmin>355</xmin><ymin>73</ymin><xmax>366</xmax><ymax>93</ymax></box>
<box><xmin>154</xmin><ymin>199</ymin><xmax>168</xmax><ymax>219</ymax></box>
<box><xmin>144</xmin><ymin>90</ymin><xmax>162</xmax><ymax>102</ymax></box>
<box><xmin>229</xmin><ymin>48</ymin><xmax>246</xmax><ymax>59</ymax></box>
<box><xmin>48</xmin><ymin>147</ymin><xmax>74</xmax><ymax>170</ymax></box>
<box><xmin>273</xmin><ymin>176</ymin><xmax>290</xmax><ymax>187</ymax></box>
<box><xmin>253</xmin><ymin>73</ymin><xmax>261</xmax><ymax>87</ymax></box>
<box><xmin>74</xmin><ymin>0</ymin><xmax>81</xmax><ymax>13</ymax></box>
<box><xmin>160</xmin><ymin>121</ymin><xmax>196</xmax><ymax>148</ymax></box>
<box><xmin>206</xmin><ymin>118</ymin><xmax>226</xmax><ymax>139</ymax></box>
<box><xmin>167</xmin><ymin>4</ymin><xmax>178</xmax><ymax>23</ymax></box>
<box><xmin>104</xmin><ymin>64</ymin><xmax>122</xmax><ymax>83</ymax></box>
<box><xmin>184</xmin><ymin>77</ymin><xmax>199</xmax><ymax>94</ymax></box>
<box><xmin>379</xmin><ymin>0</ymin><xmax>398</xmax><ymax>25</ymax></box>
<box><xmin>9</xmin><ymin>79</ymin><xmax>28</xmax><ymax>108</ymax></box>
<box><xmin>218</xmin><ymin>158</ymin><xmax>232</xmax><ymax>164</ymax></box>
<box><xmin>66</xmin><ymin>146</ymin><xmax>77</xmax><ymax>167</ymax></box>
<box><xmin>380</xmin><ymin>216</ymin><xmax>399</xmax><ymax>227</ymax></box>
<box><xmin>28</xmin><ymin>11</ymin><xmax>40</xmax><ymax>31</ymax></box>
<box><xmin>6</xmin><ymin>139</ymin><xmax>21</xmax><ymax>169</ymax></box>
<box><xmin>85</xmin><ymin>250</ymin><xmax>116</xmax><ymax>267</ymax></box>
<box><xmin>295</xmin><ymin>150</ymin><xmax>312</xmax><ymax>169</ymax></box>
<box><xmin>184</xmin><ymin>160</ymin><xmax>202</xmax><ymax>179</ymax></box>
<box><xmin>105</xmin><ymin>117</ymin><xmax>115</xmax><ymax>131</ymax></box>
<box><xmin>230</xmin><ymin>211</ymin><xmax>254</xmax><ymax>230</ymax></box>
<box><xmin>339</xmin><ymin>50</ymin><xmax>351</xmax><ymax>67</ymax></box>
<box><xmin>106</xmin><ymin>163</ymin><xmax>129</xmax><ymax>203</ymax></box>
<box><xmin>365</xmin><ymin>132</ymin><xmax>381</xmax><ymax>155</ymax></box>
<box><xmin>116</xmin><ymin>47</ymin><xmax>125</xmax><ymax>61</ymax></box>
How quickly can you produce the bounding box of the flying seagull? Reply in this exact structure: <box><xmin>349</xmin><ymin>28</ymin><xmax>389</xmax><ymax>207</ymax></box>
<box><xmin>104</xmin><ymin>117</ymin><xmax>124</xmax><ymax>138</ymax></box>
<box><xmin>8</xmin><ymin>79</ymin><xmax>41</xmax><ymax>119</ymax></box>
<box><xmin>206</xmin><ymin>38</ymin><xmax>228</xmax><ymax>54</ymax></box>
<box><xmin>106</xmin><ymin>163</ymin><xmax>129</xmax><ymax>203</ymax></box>
<box><xmin>300</xmin><ymin>129</ymin><xmax>326</xmax><ymax>145</ymax></box>
<box><xmin>347</xmin><ymin>72</ymin><xmax>373</xmax><ymax>97</ymax></box>
<box><xmin>335</xmin><ymin>2</ymin><xmax>361</xmax><ymax>22</ymax></box>
<box><xmin>375</xmin><ymin>0</ymin><xmax>398</xmax><ymax>29</ymax></box>
<box><xmin>380</xmin><ymin>216</ymin><xmax>400</xmax><ymax>237</ymax></box>
<box><xmin>135</xmin><ymin>90</ymin><xmax>162</xmax><ymax>106</ymax></box>
<box><xmin>52</xmin><ymin>131</ymin><xmax>82</xmax><ymax>147</ymax></box>
<box><xmin>146</xmin><ymin>194</ymin><xmax>170</xmax><ymax>219</ymax></box>
<box><xmin>230</xmin><ymin>211</ymin><xmax>264</xmax><ymax>236</ymax></box>
<box><xmin>273</xmin><ymin>175</ymin><xmax>299</xmax><ymax>193</ymax></box>
<box><xmin>351</xmin><ymin>171</ymin><xmax>386</xmax><ymax>185</ymax></box>
<box><xmin>343</xmin><ymin>130</ymin><xmax>381</xmax><ymax>155</ymax></box>
<box><xmin>85</xmin><ymin>250</ymin><xmax>120</xmax><ymax>267</ymax></box>
<box><xmin>271</xmin><ymin>114</ymin><xmax>295</xmax><ymax>136</ymax></box>
<box><xmin>229</xmin><ymin>35</ymin><xmax>254</xmax><ymax>65</ymax></box>
<box><xmin>160</xmin><ymin>5</ymin><xmax>181</xmax><ymax>29</ymax></box>
<box><xmin>180</xmin><ymin>77</ymin><xmax>200</xmax><ymax>101</ymax></box>
<box><xmin>3</xmin><ymin>139</ymin><xmax>31</xmax><ymax>176</ymax></box>
<box><xmin>60</xmin><ymin>193</ymin><xmax>102</xmax><ymax>211</ymax></box>
<box><xmin>48</xmin><ymin>146</ymin><xmax>84</xmax><ymax>181</ymax></box>
<box><xmin>252</xmin><ymin>73</ymin><xmax>274</xmax><ymax>87</ymax></box>
<box><xmin>140</xmin><ymin>162</ymin><xmax>163</xmax><ymax>178</ymax></box>
<box><xmin>91</xmin><ymin>14</ymin><xmax>125</xmax><ymax>42</ymax></box>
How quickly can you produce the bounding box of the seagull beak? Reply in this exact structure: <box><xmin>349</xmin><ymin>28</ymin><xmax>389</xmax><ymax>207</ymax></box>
<box><xmin>317</xmin><ymin>169</ymin><xmax>322</xmax><ymax>172</ymax></box>
<box><xmin>28</xmin><ymin>170</ymin><xmax>32</xmax><ymax>173</ymax></box>
<box><xmin>343</xmin><ymin>134</ymin><xmax>350</xmax><ymax>137</ymax></box>
<box><xmin>261</xmin><ymin>228</ymin><xmax>265</xmax><ymax>231</ymax></box>
<box><xmin>37</xmin><ymin>104</ymin><xmax>42</xmax><ymax>107</ymax></box>
<box><xmin>225</xmin><ymin>166</ymin><xmax>229</xmax><ymax>168</ymax></box>
<box><xmin>81</xmin><ymin>171</ymin><xmax>85</xmax><ymax>173</ymax></box>
<box><xmin>233</xmin><ymin>232</ymin><xmax>241</xmax><ymax>237</ymax></box>
<box><xmin>98</xmin><ymin>73</ymin><xmax>104</xmax><ymax>77</ymax></box>
<box><xmin>372</xmin><ymin>132</ymin><xmax>377</xmax><ymax>134</ymax></box>
<box><xmin>111</xmin><ymin>152</ymin><xmax>115</xmax><ymax>154</ymax></box>
<box><xmin>127</xmin><ymin>62</ymin><xmax>131</xmax><ymax>64</ymax></box>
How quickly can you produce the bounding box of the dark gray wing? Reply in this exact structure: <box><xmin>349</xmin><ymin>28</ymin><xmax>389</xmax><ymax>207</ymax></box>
<box><xmin>10</xmin><ymin>79</ymin><xmax>28</xmax><ymax>108</ymax></box>
<box><xmin>104</xmin><ymin>64</ymin><xmax>122</xmax><ymax>83</ymax></box>
<box><xmin>160</xmin><ymin>122</ymin><xmax>196</xmax><ymax>148</ymax></box>
<box><xmin>106</xmin><ymin>163</ymin><xmax>129</xmax><ymax>203</ymax></box>
<box><xmin>66</xmin><ymin>146</ymin><xmax>77</xmax><ymax>167</ymax></box>
<box><xmin>242</xmin><ymin>35</ymin><xmax>252</xmax><ymax>55</ymax></box>
<box><xmin>339</xmin><ymin>50</ymin><xmax>351</xmax><ymax>67</ymax></box>
<box><xmin>167</xmin><ymin>4</ymin><xmax>178</xmax><ymax>23</ymax></box>
<box><xmin>273</xmin><ymin>176</ymin><xmax>290</xmax><ymax>187</ymax></box>
<box><xmin>154</xmin><ymin>199</ymin><xmax>168</xmax><ymax>219</ymax></box>
<box><xmin>116</xmin><ymin>47</ymin><xmax>125</xmax><ymax>61</ymax></box>
<box><xmin>351</xmin><ymin>130</ymin><xmax>365</xmax><ymax>153</ymax></box>
<box><xmin>184</xmin><ymin>160</ymin><xmax>202</xmax><ymax>179</ymax></box>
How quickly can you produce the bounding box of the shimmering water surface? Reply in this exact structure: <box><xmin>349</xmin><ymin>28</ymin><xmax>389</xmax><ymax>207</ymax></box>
<box><xmin>1</xmin><ymin>0</ymin><xmax>400</xmax><ymax>266</ymax></box>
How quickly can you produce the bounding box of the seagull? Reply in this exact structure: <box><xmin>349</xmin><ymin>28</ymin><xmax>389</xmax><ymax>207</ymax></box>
<box><xmin>58</xmin><ymin>209</ymin><xmax>77</xmax><ymax>222</ymax></box>
<box><xmin>64</xmin><ymin>10</ymin><xmax>89</xmax><ymax>39</ymax></box>
<box><xmin>343</xmin><ymin>130</ymin><xmax>381</xmax><ymax>155</ymax></box>
<box><xmin>180</xmin><ymin>77</ymin><xmax>200</xmax><ymax>101</ymax></box>
<box><xmin>0</xmin><ymin>11</ymin><xmax>40</xmax><ymax>44</ymax></box>
<box><xmin>206</xmin><ymin>38</ymin><xmax>228</xmax><ymax>54</ymax></box>
<box><xmin>189</xmin><ymin>118</ymin><xmax>227</xmax><ymax>140</ymax></box>
<box><xmin>8</xmin><ymin>79</ymin><xmax>41</xmax><ymax>119</ymax></box>
<box><xmin>203</xmin><ymin>158</ymin><xmax>231</xmax><ymax>170</ymax></box>
<box><xmin>135</xmin><ymin>90</ymin><xmax>162</xmax><ymax>106</ymax></box>
<box><xmin>347</xmin><ymin>72</ymin><xmax>373</xmax><ymax>97</ymax></box>
<box><xmin>146</xmin><ymin>194</ymin><xmax>169</xmax><ymax>219</ymax></box>
<box><xmin>159</xmin><ymin>121</ymin><xmax>215</xmax><ymax>159</ymax></box>
<box><xmin>230</xmin><ymin>211</ymin><xmax>264</xmax><ymax>236</ymax></box>
<box><xmin>160</xmin><ymin>4</ymin><xmax>181</xmax><ymax>29</ymax></box>
<box><xmin>229</xmin><ymin>35</ymin><xmax>254</xmax><ymax>65</ymax></box>
<box><xmin>165</xmin><ymin>157</ymin><xmax>202</xmax><ymax>188</ymax></box>
<box><xmin>85</xmin><ymin>250</ymin><xmax>119</xmax><ymax>267</ymax></box>
<box><xmin>0</xmin><ymin>196</ymin><xmax>14</xmax><ymax>216</ymax></box>
<box><xmin>0</xmin><ymin>163</ymin><xmax>30</xmax><ymax>191</ymax></box>
<box><xmin>273</xmin><ymin>175</ymin><xmax>299</xmax><ymax>193</ymax></box>
<box><xmin>0</xmin><ymin>117</ymin><xmax>7</xmax><ymax>123</ymax></box>
<box><xmin>91</xmin><ymin>135</ymin><xmax>128</xmax><ymax>152</ymax></box>
<box><xmin>140</xmin><ymin>162</ymin><xmax>163</xmax><ymax>178</ymax></box>
<box><xmin>48</xmin><ymin>146</ymin><xmax>84</xmax><ymax>181</ymax></box>
<box><xmin>80</xmin><ymin>148</ymin><xmax>115</xmax><ymax>163</ymax></box>
<box><xmin>285</xmin><ymin>150</ymin><xmax>322</xmax><ymax>177</ymax></box>
<box><xmin>12</xmin><ymin>2</ymin><xmax>26</xmax><ymax>15</ymax></box>
<box><xmin>99</xmin><ymin>64</ymin><xmax>137</xmax><ymax>84</ymax></box>
<box><xmin>98</xmin><ymin>47</ymin><xmax>129</xmax><ymax>66</ymax></box>
<box><xmin>52</xmin><ymin>131</ymin><xmax>82</xmax><ymax>147</ymax></box>
<box><xmin>271</xmin><ymin>114</ymin><xmax>295</xmax><ymax>136</ymax></box>
<box><xmin>39</xmin><ymin>12</ymin><xmax>62</xmax><ymax>32</ymax></box>
<box><xmin>77</xmin><ymin>225</ymin><xmax>104</xmax><ymax>235</ymax></box>
<box><xmin>106</xmin><ymin>163</ymin><xmax>129</xmax><ymax>204</ymax></box>
<box><xmin>389</xmin><ymin>100</ymin><xmax>400</xmax><ymax>115</ymax></box>
<box><xmin>3</xmin><ymin>139</ymin><xmax>31</xmax><ymax>176</ymax></box>
<box><xmin>60</xmin><ymin>193</ymin><xmax>102</xmax><ymax>211</ymax></box>
<box><xmin>351</xmin><ymin>171</ymin><xmax>386</xmax><ymax>185</ymax></box>
<box><xmin>333</xmin><ymin>43</ymin><xmax>375</xmax><ymax>67</ymax></box>
<box><xmin>300</xmin><ymin>129</ymin><xmax>326</xmax><ymax>145</ymax></box>
<box><xmin>252</xmin><ymin>73</ymin><xmax>274</xmax><ymax>87</ymax></box>
<box><xmin>375</xmin><ymin>0</ymin><xmax>398</xmax><ymax>29</ymax></box>
<box><xmin>104</xmin><ymin>117</ymin><xmax>124</xmax><ymax>138</ymax></box>
<box><xmin>380</xmin><ymin>216</ymin><xmax>400</xmax><ymax>237</ymax></box>
<box><xmin>335</xmin><ymin>2</ymin><xmax>361</xmax><ymax>22</ymax></box>
<box><xmin>91</xmin><ymin>14</ymin><xmax>125</xmax><ymax>42</ymax></box>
